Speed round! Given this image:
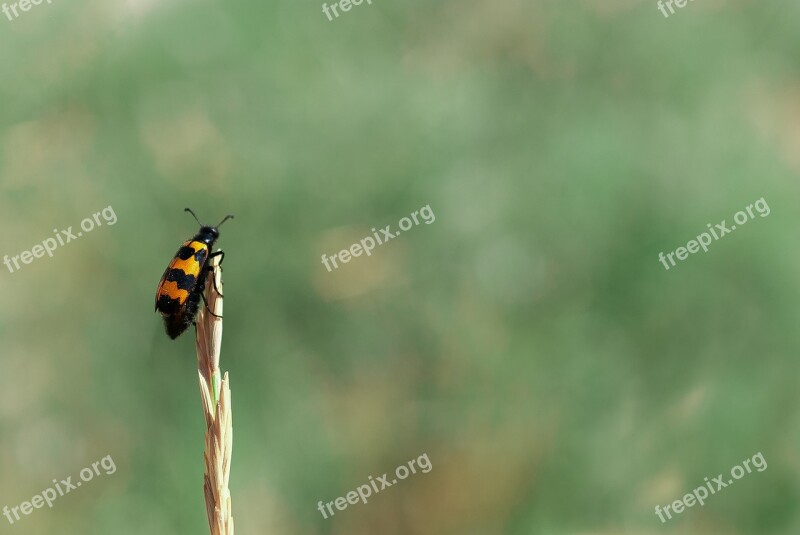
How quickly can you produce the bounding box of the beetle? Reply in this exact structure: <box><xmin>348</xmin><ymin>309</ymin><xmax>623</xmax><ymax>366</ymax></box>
<box><xmin>155</xmin><ymin>208</ymin><xmax>233</xmax><ymax>339</ymax></box>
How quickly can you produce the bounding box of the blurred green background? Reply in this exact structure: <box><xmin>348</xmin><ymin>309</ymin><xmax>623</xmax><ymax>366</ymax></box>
<box><xmin>1</xmin><ymin>0</ymin><xmax>799</xmax><ymax>533</ymax></box>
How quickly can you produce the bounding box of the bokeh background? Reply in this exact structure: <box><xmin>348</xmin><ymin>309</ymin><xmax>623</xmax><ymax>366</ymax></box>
<box><xmin>1</xmin><ymin>0</ymin><xmax>799</xmax><ymax>533</ymax></box>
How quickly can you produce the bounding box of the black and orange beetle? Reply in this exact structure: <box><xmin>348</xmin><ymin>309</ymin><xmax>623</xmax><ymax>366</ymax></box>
<box><xmin>155</xmin><ymin>208</ymin><xmax>233</xmax><ymax>339</ymax></box>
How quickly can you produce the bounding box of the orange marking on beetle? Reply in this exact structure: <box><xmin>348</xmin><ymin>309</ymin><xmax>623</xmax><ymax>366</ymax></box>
<box><xmin>170</xmin><ymin>256</ymin><xmax>201</xmax><ymax>275</ymax></box>
<box><xmin>169</xmin><ymin>241</ymin><xmax>207</xmax><ymax>276</ymax></box>
<box><xmin>158</xmin><ymin>281</ymin><xmax>190</xmax><ymax>304</ymax></box>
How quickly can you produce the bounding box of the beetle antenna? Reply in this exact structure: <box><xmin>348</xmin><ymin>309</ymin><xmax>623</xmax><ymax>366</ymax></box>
<box><xmin>217</xmin><ymin>214</ymin><xmax>234</xmax><ymax>227</ymax></box>
<box><xmin>185</xmin><ymin>208</ymin><xmax>203</xmax><ymax>226</ymax></box>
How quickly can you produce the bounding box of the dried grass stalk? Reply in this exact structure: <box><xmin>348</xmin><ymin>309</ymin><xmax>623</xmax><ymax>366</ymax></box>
<box><xmin>196</xmin><ymin>255</ymin><xmax>235</xmax><ymax>535</ymax></box>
